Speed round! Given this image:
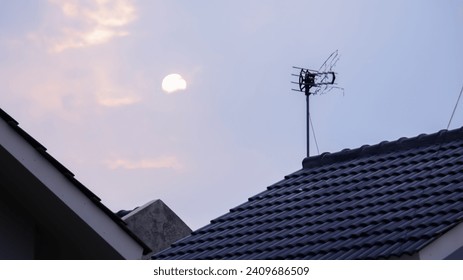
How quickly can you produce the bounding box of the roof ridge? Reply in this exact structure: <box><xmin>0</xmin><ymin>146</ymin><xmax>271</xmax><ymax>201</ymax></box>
<box><xmin>302</xmin><ymin>126</ymin><xmax>463</xmax><ymax>169</ymax></box>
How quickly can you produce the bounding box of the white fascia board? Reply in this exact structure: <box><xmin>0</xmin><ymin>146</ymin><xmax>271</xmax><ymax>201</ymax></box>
<box><xmin>419</xmin><ymin>221</ymin><xmax>463</xmax><ymax>260</ymax></box>
<box><xmin>0</xmin><ymin>120</ymin><xmax>143</xmax><ymax>259</ymax></box>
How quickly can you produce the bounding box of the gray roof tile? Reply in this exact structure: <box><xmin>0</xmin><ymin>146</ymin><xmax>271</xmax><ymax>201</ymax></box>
<box><xmin>154</xmin><ymin>127</ymin><xmax>463</xmax><ymax>259</ymax></box>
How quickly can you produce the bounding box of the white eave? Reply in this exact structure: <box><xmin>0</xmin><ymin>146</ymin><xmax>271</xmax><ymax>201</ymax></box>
<box><xmin>418</xmin><ymin>221</ymin><xmax>463</xmax><ymax>260</ymax></box>
<box><xmin>0</xmin><ymin>115</ymin><xmax>148</xmax><ymax>259</ymax></box>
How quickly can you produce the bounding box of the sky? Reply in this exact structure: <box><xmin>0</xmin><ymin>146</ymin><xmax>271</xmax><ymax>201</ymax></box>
<box><xmin>1</xmin><ymin>0</ymin><xmax>462</xmax><ymax>230</ymax></box>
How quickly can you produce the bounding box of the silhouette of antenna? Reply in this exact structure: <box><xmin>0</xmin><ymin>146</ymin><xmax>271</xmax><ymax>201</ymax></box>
<box><xmin>291</xmin><ymin>50</ymin><xmax>343</xmax><ymax>157</ymax></box>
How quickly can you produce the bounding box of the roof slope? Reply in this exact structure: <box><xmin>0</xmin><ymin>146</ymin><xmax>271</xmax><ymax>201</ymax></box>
<box><xmin>0</xmin><ymin>108</ymin><xmax>151</xmax><ymax>258</ymax></box>
<box><xmin>154</xmin><ymin>127</ymin><xmax>463</xmax><ymax>259</ymax></box>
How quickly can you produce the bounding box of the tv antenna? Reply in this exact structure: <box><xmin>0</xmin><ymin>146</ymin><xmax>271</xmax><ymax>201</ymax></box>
<box><xmin>291</xmin><ymin>50</ymin><xmax>343</xmax><ymax>157</ymax></box>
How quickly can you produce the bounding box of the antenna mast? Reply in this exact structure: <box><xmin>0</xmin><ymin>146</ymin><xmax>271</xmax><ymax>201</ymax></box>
<box><xmin>291</xmin><ymin>50</ymin><xmax>342</xmax><ymax>157</ymax></box>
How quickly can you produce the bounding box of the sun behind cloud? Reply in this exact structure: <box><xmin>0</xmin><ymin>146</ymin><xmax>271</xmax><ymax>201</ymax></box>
<box><xmin>161</xmin><ymin>73</ymin><xmax>187</xmax><ymax>94</ymax></box>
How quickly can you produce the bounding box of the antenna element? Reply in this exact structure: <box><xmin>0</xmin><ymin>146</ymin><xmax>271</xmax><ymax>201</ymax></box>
<box><xmin>291</xmin><ymin>50</ymin><xmax>343</xmax><ymax>157</ymax></box>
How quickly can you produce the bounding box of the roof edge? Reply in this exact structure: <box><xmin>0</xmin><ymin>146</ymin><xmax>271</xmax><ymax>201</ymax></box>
<box><xmin>0</xmin><ymin>107</ymin><xmax>152</xmax><ymax>255</ymax></box>
<box><xmin>302</xmin><ymin>126</ymin><xmax>463</xmax><ymax>169</ymax></box>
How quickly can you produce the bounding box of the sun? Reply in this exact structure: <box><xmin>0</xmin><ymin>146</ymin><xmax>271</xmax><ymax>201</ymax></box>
<box><xmin>161</xmin><ymin>74</ymin><xmax>187</xmax><ymax>93</ymax></box>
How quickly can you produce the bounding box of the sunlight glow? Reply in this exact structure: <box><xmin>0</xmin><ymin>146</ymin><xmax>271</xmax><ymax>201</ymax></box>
<box><xmin>161</xmin><ymin>74</ymin><xmax>187</xmax><ymax>93</ymax></box>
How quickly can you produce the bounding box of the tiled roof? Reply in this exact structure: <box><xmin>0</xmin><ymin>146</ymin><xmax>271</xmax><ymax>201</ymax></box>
<box><xmin>154</xmin><ymin>127</ymin><xmax>463</xmax><ymax>259</ymax></box>
<box><xmin>0</xmin><ymin>108</ymin><xmax>151</xmax><ymax>254</ymax></box>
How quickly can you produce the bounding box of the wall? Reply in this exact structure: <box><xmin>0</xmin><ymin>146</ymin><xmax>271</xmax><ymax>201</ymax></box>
<box><xmin>0</xmin><ymin>189</ymin><xmax>35</xmax><ymax>259</ymax></box>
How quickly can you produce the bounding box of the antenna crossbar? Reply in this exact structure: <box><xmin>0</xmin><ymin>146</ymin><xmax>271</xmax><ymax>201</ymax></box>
<box><xmin>290</xmin><ymin>50</ymin><xmax>343</xmax><ymax>157</ymax></box>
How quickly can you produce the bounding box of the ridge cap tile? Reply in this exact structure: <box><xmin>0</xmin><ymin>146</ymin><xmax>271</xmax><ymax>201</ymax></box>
<box><xmin>302</xmin><ymin>126</ymin><xmax>463</xmax><ymax>169</ymax></box>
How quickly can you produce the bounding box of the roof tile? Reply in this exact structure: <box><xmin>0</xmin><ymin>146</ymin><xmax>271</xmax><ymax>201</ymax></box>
<box><xmin>154</xmin><ymin>127</ymin><xmax>463</xmax><ymax>259</ymax></box>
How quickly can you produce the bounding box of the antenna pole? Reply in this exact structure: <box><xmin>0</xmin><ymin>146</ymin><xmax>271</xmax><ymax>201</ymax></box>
<box><xmin>306</xmin><ymin>93</ymin><xmax>310</xmax><ymax>157</ymax></box>
<box><xmin>292</xmin><ymin>51</ymin><xmax>342</xmax><ymax>158</ymax></box>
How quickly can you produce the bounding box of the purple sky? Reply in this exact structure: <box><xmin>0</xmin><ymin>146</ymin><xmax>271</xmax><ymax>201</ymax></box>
<box><xmin>1</xmin><ymin>0</ymin><xmax>462</xmax><ymax>230</ymax></box>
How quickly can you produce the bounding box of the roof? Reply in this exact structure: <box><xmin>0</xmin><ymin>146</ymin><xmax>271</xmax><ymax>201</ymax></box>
<box><xmin>0</xmin><ymin>108</ymin><xmax>151</xmax><ymax>258</ymax></box>
<box><xmin>154</xmin><ymin>127</ymin><xmax>463</xmax><ymax>259</ymax></box>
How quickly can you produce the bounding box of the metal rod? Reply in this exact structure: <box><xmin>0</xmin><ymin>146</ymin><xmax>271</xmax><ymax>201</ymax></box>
<box><xmin>447</xmin><ymin>82</ymin><xmax>463</xmax><ymax>129</ymax></box>
<box><xmin>309</xmin><ymin>114</ymin><xmax>320</xmax><ymax>155</ymax></box>
<box><xmin>307</xmin><ymin>93</ymin><xmax>310</xmax><ymax>157</ymax></box>
<box><xmin>292</xmin><ymin>66</ymin><xmax>337</xmax><ymax>74</ymax></box>
<box><xmin>292</xmin><ymin>66</ymin><xmax>318</xmax><ymax>72</ymax></box>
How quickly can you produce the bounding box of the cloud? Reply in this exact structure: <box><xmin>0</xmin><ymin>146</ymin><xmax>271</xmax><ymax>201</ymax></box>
<box><xmin>105</xmin><ymin>156</ymin><xmax>183</xmax><ymax>170</ymax></box>
<box><xmin>97</xmin><ymin>96</ymin><xmax>140</xmax><ymax>107</ymax></box>
<box><xmin>94</xmin><ymin>69</ymin><xmax>142</xmax><ymax>107</ymax></box>
<box><xmin>0</xmin><ymin>54</ymin><xmax>92</xmax><ymax>121</ymax></box>
<box><xmin>47</xmin><ymin>0</ymin><xmax>136</xmax><ymax>52</ymax></box>
<box><xmin>96</xmin><ymin>87</ymin><xmax>141</xmax><ymax>107</ymax></box>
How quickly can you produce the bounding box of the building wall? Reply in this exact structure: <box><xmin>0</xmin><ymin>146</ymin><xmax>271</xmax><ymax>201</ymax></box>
<box><xmin>122</xmin><ymin>199</ymin><xmax>192</xmax><ymax>258</ymax></box>
<box><xmin>445</xmin><ymin>247</ymin><xmax>463</xmax><ymax>260</ymax></box>
<box><xmin>0</xmin><ymin>190</ymin><xmax>35</xmax><ymax>259</ymax></box>
<box><xmin>0</xmin><ymin>187</ymin><xmax>68</xmax><ymax>259</ymax></box>
<box><xmin>419</xmin><ymin>221</ymin><xmax>463</xmax><ymax>260</ymax></box>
